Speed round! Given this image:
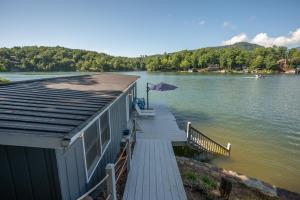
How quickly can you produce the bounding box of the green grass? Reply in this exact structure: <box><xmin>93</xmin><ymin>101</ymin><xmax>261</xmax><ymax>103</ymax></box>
<box><xmin>201</xmin><ymin>175</ymin><xmax>217</xmax><ymax>190</ymax></box>
<box><xmin>183</xmin><ymin>169</ymin><xmax>199</xmax><ymax>184</ymax></box>
<box><xmin>0</xmin><ymin>77</ymin><xmax>10</xmax><ymax>84</ymax></box>
<box><xmin>173</xmin><ymin>145</ymin><xmax>199</xmax><ymax>158</ymax></box>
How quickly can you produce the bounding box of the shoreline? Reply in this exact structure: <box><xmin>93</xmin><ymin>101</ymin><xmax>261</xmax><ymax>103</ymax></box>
<box><xmin>0</xmin><ymin>68</ymin><xmax>298</xmax><ymax>75</ymax></box>
<box><xmin>177</xmin><ymin>156</ymin><xmax>300</xmax><ymax>199</ymax></box>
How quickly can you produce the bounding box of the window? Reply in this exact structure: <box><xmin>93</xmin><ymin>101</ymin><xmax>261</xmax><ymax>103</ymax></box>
<box><xmin>83</xmin><ymin>110</ymin><xmax>111</xmax><ymax>181</ymax></box>
<box><xmin>83</xmin><ymin>119</ymin><xmax>101</xmax><ymax>177</ymax></box>
<box><xmin>100</xmin><ymin>110</ymin><xmax>111</xmax><ymax>151</ymax></box>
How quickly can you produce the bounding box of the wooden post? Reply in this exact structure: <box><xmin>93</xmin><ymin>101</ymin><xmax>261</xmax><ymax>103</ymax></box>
<box><xmin>227</xmin><ymin>143</ymin><xmax>231</xmax><ymax>156</ymax></box>
<box><xmin>126</xmin><ymin>137</ymin><xmax>131</xmax><ymax>171</ymax></box>
<box><xmin>146</xmin><ymin>82</ymin><xmax>150</xmax><ymax>109</ymax></box>
<box><xmin>134</xmin><ymin>82</ymin><xmax>137</xmax><ymax>99</ymax></box>
<box><xmin>186</xmin><ymin>122</ymin><xmax>191</xmax><ymax>141</ymax></box>
<box><xmin>132</xmin><ymin>119</ymin><xmax>136</xmax><ymax>143</ymax></box>
<box><xmin>105</xmin><ymin>164</ymin><xmax>117</xmax><ymax>200</ymax></box>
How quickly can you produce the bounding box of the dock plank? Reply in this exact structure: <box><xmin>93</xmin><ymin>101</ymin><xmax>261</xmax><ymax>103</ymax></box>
<box><xmin>123</xmin><ymin>105</ymin><xmax>187</xmax><ymax>200</ymax></box>
<box><xmin>134</xmin><ymin>140</ymin><xmax>146</xmax><ymax>200</ymax></box>
<box><xmin>149</xmin><ymin>141</ymin><xmax>157</xmax><ymax>200</ymax></box>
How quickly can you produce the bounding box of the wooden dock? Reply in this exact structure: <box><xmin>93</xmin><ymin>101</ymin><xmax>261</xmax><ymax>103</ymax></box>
<box><xmin>123</xmin><ymin>105</ymin><xmax>187</xmax><ymax>200</ymax></box>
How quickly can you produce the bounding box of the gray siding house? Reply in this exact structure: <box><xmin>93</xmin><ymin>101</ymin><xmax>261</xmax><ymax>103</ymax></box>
<box><xmin>0</xmin><ymin>74</ymin><xmax>138</xmax><ymax>200</ymax></box>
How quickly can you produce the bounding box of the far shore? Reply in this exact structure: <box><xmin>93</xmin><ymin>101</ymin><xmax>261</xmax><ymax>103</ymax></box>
<box><xmin>0</xmin><ymin>69</ymin><xmax>298</xmax><ymax>75</ymax></box>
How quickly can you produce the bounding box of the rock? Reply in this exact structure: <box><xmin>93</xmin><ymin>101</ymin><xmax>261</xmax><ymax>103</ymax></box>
<box><xmin>176</xmin><ymin>156</ymin><xmax>300</xmax><ymax>199</ymax></box>
<box><xmin>277</xmin><ymin>187</ymin><xmax>300</xmax><ymax>200</ymax></box>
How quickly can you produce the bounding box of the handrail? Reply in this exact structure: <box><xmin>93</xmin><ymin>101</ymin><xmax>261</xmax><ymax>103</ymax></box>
<box><xmin>115</xmin><ymin>136</ymin><xmax>131</xmax><ymax>183</ymax></box>
<box><xmin>77</xmin><ymin>129</ymin><xmax>133</xmax><ymax>200</ymax></box>
<box><xmin>105</xmin><ymin>194</ymin><xmax>112</xmax><ymax>200</ymax></box>
<box><xmin>116</xmin><ymin>155</ymin><xmax>128</xmax><ymax>183</ymax></box>
<box><xmin>115</xmin><ymin>142</ymin><xmax>128</xmax><ymax>166</ymax></box>
<box><xmin>190</xmin><ymin>126</ymin><xmax>228</xmax><ymax>150</ymax></box>
<box><xmin>76</xmin><ymin>174</ymin><xmax>109</xmax><ymax>200</ymax></box>
<box><xmin>187</xmin><ymin>123</ymin><xmax>231</xmax><ymax>156</ymax></box>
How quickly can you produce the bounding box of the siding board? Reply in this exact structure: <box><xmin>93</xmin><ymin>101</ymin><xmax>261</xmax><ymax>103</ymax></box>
<box><xmin>55</xmin><ymin>88</ymin><xmax>131</xmax><ymax>200</ymax></box>
<box><xmin>0</xmin><ymin>146</ymin><xmax>16</xmax><ymax>200</ymax></box>
<box><xmin>0</xmin><ymin>146</ymin><xmax>60</xmax><ymax>200</ymax></box>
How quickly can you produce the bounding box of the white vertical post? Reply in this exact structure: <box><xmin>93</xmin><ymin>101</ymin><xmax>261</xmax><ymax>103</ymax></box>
<box><xmin>105</xmin><ymin>164</ymin><xmax>117</xmax><ymax>200</ymax></box>
<box><xmin>126</xmin><ymin>137</ymin><xmax>131</xmax><ymax>171</ymax></box>
<box><xmin>186</xmin><ymin>122</ymin><xmax>191</xmax><ymax>141</ymax></box>
<box><xmin>227</xmin><ymin>143</ymin><xmax>231</xmax><ymax>155</ymax></box>
<box><xmin>133</xmin><ymin>119</ymin><xmax>136</xmax><ymax>143</ymax></box>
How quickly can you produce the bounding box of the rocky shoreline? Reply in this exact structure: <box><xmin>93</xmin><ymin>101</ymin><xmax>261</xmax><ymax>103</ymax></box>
<box><xmin>177</xmin><ymin>156</ymin><xmax>300</xmax><ymax>200</ymax></box>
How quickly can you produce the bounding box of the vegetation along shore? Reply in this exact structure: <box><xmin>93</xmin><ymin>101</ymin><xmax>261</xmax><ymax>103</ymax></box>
<box><xmin>1</xmin><ymin>42</ymin><xmax>300</xmax><ymax>73</ymax></box>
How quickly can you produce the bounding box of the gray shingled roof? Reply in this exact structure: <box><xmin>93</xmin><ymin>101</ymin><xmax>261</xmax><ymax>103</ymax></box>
<box><xmin>0</xmin><ymin>74</ymin><xmax>138</xmax><ymax>139</ymax></box>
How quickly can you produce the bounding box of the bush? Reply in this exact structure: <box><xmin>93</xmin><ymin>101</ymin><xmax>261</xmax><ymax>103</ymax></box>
<box><xmin>0</xmin><ymin>77</ymin><xmax>10</xmax><ymax>84</ymax></box>
<box><xmin>201</xmin><ymin>175</ymin><xmax>217</xmax><ymax>191</ymax></box>
<box><xmin>183</xmin><ymin>170</ymin><xmax>198</xmax><ymax>183</ymax></box>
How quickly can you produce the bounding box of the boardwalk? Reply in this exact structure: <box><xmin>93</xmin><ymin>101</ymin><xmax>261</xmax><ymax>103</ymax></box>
<box><xmin>123</xmin><ymin>105</ymin><xmax>187</xmax><ymax>200</ymax></box>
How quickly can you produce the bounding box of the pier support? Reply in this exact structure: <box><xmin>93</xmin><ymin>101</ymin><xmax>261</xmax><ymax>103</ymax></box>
<box><xmin>105</xmin><ymin>164</ymin><xmax>117</xmax><ymax>200</ymax></box>
<box><xmin>186</xmin><ymin>121</ymin><xmax>191</xmax><ymax>141</ymax></box>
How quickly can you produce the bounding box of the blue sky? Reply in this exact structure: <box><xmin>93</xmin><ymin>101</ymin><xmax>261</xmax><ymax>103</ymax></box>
<box><xmin>0</xmin><ymin>0</ymin><xmax>300</xmax><ymax>57</ymax></box>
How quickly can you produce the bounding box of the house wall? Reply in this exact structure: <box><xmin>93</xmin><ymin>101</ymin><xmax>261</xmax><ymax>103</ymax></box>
<box><xmin>0</xmin><ymin>145</ymin><xmax>61</xmax><ymax>200</ymax></box>
<box><xmin>55</xmin><ymin>86</ymin><xmax>134</xmax><ymax>200</ymax></box>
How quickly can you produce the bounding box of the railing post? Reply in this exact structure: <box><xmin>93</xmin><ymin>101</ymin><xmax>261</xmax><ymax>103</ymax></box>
<box><xmin>133</xmin><ymin>119</ymin><xmax>136</xmax><ymax>143</ymax></box>
<box><xmin>227</xmin><ymin>143</ymin><xmax>231</xmax><ymax>156</ymax></box>
<box><xmin>126</xmin><ymin>137</ymin><xmax>131</xmax><ymax>171</ymax></box>
<box><xmin>105</xmin><ymin>164</ymin><xmax>117</xmax><ymax>200</ymax></box>
<box><xmin>186</xmin><ymin>121</ymin><xmax>191</xmax><ymax>141</ymax></box>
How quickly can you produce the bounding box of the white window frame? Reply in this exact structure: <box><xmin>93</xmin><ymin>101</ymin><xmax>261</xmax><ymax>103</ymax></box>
<box><xmin>82</xmin><ymin>109</ymin><xmax>112</xmax><ymax>182</ymax></box>
<box><xmin>125</xmin><ymin>94</ymin><xmax>130</xmax><ymax>123</ymax></box>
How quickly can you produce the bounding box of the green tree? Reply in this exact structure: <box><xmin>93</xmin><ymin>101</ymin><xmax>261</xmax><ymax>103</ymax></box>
<box><xmin>251</xmin><ymin>55</ymin><xmax>264</xmax><ymax>70</ymax></box>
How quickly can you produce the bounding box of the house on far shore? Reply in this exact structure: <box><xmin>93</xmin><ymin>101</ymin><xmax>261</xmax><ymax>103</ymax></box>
<box><xmin>0</xmin><ymin>74</ymin><xmax>138</xmax><ymax>200</ymax></box>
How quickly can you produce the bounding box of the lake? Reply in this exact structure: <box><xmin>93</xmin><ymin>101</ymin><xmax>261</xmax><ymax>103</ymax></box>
<box><xmin>1</xmin><ymin>72</ymin><xmax>300</xmax><ymax>193</ymax></box>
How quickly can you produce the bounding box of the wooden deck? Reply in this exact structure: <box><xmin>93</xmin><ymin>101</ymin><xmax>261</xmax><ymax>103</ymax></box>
<box><xmin>135</xmin><ymin>105</ymin><xmax>187</xmax><ymax>144</ymax></box>
<box><xmin>123</xmin><ymin>105</ymin><xmax>187</xmax><ymax>200</ymax></box>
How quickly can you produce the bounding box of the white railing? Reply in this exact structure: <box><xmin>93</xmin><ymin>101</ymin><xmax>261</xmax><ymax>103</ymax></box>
<box><xmin>187</xmin><ymin>122</ymin><xmax>231</xmax><ymax>157</ymax></box>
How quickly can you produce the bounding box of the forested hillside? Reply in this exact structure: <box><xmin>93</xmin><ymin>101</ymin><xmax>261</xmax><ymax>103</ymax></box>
<box><xmin>0</xmin><ymin>42</ymin><xmax>300</xmax><ymax>72</ymax></box>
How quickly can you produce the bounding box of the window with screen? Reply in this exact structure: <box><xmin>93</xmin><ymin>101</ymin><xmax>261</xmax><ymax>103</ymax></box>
<box><xmin>83</xmin><ymin>119</ymin><xmax>101</xmax><ymax>177</ymax></box>
<box><xmin>100</xmin><ymin>110</ymin><xmax>111</xmax><ymax>151</ymax></box>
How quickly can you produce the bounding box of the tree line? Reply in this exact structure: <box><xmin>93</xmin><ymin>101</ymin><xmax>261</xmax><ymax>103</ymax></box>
<box><xmin>0</xmin><ymin>44</ymin><xmax>300</xmax><ymax>72</ymax></box>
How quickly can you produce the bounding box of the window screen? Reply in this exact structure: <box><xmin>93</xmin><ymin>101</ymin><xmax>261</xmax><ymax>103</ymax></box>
<box><xmin>83</xmin><ymin>120</ymin><xmax>101</xmax><ymax>176</ymax></box>
<box><xmin>100</xmin><ymin>111</ymin><xmax>111</xmax><ymax>150</ymax></box>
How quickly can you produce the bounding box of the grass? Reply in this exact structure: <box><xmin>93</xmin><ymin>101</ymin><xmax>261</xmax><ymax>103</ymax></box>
<box><xmin>184</xmin><ymin>170</ymin><xmax>198</xmax><ymax>182</ymax></box>
<box><xmin>201</xmin><ymin>175</ymin><xmax>217</xmax><ymax>190</ymax></box>
<box><xmin>183</xmin><ymin>169</ymin><xmax>217</xmax><ymax>192</ymax></box>
<box><xmin>0</xmin><ymin>77</ymin><xmax>10</xmax><ymax>84</ymax></box>
<box><xmin>173</xmin><ymin>145</ymin><xmax>199</xmax><ymax>158</ymax></box>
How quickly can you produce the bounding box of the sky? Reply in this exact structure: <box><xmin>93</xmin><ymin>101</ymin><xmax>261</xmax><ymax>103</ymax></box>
<box><xmin>0</xmin><ymin>0</ymin><xmax>300</xmax><ymax>57</ymax></box>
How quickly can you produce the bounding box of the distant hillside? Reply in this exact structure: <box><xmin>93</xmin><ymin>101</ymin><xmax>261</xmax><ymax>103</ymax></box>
<box><xmin>212</xmin><ymin>42</ymin><xmax>263</xmax><ymax>51</ymax></box>
<box><xmin>1</xmin><ymin>42</ymin><xmax>299</xmax><ymax>73</ymax></box>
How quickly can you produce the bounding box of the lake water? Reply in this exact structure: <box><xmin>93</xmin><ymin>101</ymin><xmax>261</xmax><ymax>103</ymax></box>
<box><xmin>1</xmin><ymin>72</ymin><xmax>300</xmax><ymax>193</ymax></box>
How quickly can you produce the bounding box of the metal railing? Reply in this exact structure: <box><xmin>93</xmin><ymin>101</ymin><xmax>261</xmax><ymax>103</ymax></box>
<box><xmin>186</xmin><ymin>122</ymin><xmax>231</xmax><ymax>157</ymax></box>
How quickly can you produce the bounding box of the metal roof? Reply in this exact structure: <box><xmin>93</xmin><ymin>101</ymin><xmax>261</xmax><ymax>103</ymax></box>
<box><xmin>0</xmin><ymin>74</ymin><xmax>138</xmax><ymax>145</ymax></box>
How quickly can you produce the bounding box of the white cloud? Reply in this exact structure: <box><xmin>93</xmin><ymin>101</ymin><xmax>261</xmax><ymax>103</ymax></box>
<box><xmin>223</xmin><ymin>21</ymin><xmax>230</xmax><ymax>27</ymax></box>
<box><xmin>222</xmin><ymin>27</ymin><xmax>300</xmax><ymax>47</ymax></box>
<box><xmin>222</xmin><ymin>21</ymin><xmax>236</xmax><ymax>30</ymax></box>
<box><xmin>222</xmin><ymin>33</ymin><xmax>248</xmax><ymax>45</ymax></box>
<box><xmin>198</xmin><ymin>20</ymin><xmax>206</xmax><ymax>25</ymax></box>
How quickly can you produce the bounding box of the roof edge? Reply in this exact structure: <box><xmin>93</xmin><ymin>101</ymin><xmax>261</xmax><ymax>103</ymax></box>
<box><xmin>65</xmin><ymin>79</ymin><xmax>138</xmax><ymax>145</ymax></box>
<box><xmin>1</xmin><ymin>74</ymin><xmax>92</xmax><ymax>86</ymax></box>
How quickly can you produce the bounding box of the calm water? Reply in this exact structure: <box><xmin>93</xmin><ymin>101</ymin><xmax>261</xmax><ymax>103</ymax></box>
<box><xmin>1</xmin><ymin>72</ymin><xmax>300</xmax><ymax>192</ymax></box>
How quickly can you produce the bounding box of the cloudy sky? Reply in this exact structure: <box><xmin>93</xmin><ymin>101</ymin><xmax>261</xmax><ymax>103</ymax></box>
<box><xmin>0</xmin><ymin>0</ymin><xmax>300</xmax><ymax>56</ymax></box>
